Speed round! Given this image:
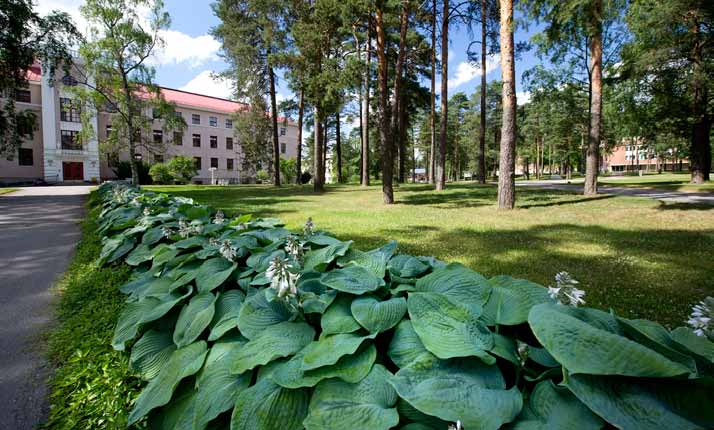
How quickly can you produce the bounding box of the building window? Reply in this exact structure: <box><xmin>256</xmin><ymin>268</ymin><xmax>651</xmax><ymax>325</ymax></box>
<box><xmin>153</xmin><ymin>130</ymin><xmax>163</xmax><ymax>144</ymax></box>
<box><xmin>227</xmin><ymin>158</ymin><xmax>234</xmax><ymax>170</ymax></box>
<box><xmin>210</xmin><ymin>157</ymin><xmax>218</xmax><ymax>169</ymax></box>
<box><xmin>106</xmin><ymin>125</ymin><xmax>112</xmax><ymax>138</ymax></box>
<box><xmin>280</xmin><ymin>142</ymin><xmax>286</xmax><ymax>154</ymax></box>
<box><xmin>209</xmin><ymin>116</ymin><xmax>218</xmax><ymax>127</ymax></box>
<box><xmin>154</xmin><ymin>154</ymin><xmax>164</xmax><ymax>163</ymax></box>
<box><xmin>60</xmin><ymin>98</ymin><xmax>81</xmax><ymax>122</ymax></box>
<box><xmin>61</xmin><ymin>130</ymin><xmax>82</xmax><ymax>150</ymax></box>
<box><xmin>61</xmin><ymin>75</ymin><xmax>78</xmax><ymax>86</ymax></box>
<box><xmin>280</xmin><ymin>127</ymin><xmax>286</xmax><ymax>136</ymax></box>
<box><xmin>226</xmin><ymin>137</ymin><xmax>233</xmax><ymax>150</ymax></box>
<box><xmin>174</xmin><ymin>131</ymin><xmax>183</xmax><ymax>145</ymax></box>
<box><xmin>192</xmin><ymin>134</ymin><xmax>201</xmax><ymax>147</ymax></box>
<box><xmin>18</xmin><ymin>148</ymin><xmax>33</xmax><ymax>166</ymax></box>
<box><xmin>225</xmin><ymin>119</ymin><xmax>233</xmax><ymax>129</ymax></box>
<box><xmin>210</xmin><ymin>135</ymin><xmax>218</xmax><ymax>148</ymax></box>
<box><xmin>194</xmin><ymin>156</ymin><xmax>202</xmax><ymax>170</ymax></box>
<box><xmin>15</xmin><ymin>89</ymin><xmax>31</xmax><ymax>103</ymax></box>
<box><xmin>192</xmin><ymin>114</ymin><xmax>201</xmax><ymax>125</ymax></box>
<box><xmin>175</xmin><ymin>111</ymin><xmax>182</xmax><ymax>119</ymax></box>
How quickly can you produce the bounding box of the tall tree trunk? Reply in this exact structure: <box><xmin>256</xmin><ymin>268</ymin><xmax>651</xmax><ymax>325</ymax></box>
<box><xmin>376</xmin><ymin>5</ymin><xmax>394</xmax><ymax>203</ymax></box>
<box><xmin>690</xmin><ymin>19</ymin><xmax>710</xmax><ymax>184</ymax></box>
<box><xmin>399</xmin><ymin>98</ymin><xmax>407</xmax><ymax>182</ymax></box>
<box><xmin>336</xmin><ymin>110</ymin><xmax>342</xmax><ymax>183</ymax></box>
<box><xmin>392</xmin><ymin>0</ymin><xmax>409</xmax><ymax>184</ymax></box>
<box><xmin>323</xmin><ymin>120</ymin><xmax>328</xmax><ymax>179</ymax></box>
<box><xmin>429</xmin><ymin>0</ymin><xmax>437</xmax><ymax>184</ymax></box>
<box><xmin>497</xmin><ymin>0</ymin><xmax>516</xmax><ymax>209</ymax></box>
<box><xmin>584</xmin><ymin>0</ymin><xmax>602</xmax><ymax>195</ymax></box>
<box><xmin>120</xmin><ymin>66</ymin><xmax>140</xmax><ymax>186</ymax></box>
<box><xmin>269</xmin><ymin>65</ymin><xmax>281</xmax><ymax>186</ymax></box>
<box><xmin>313</xmin><ymin>105</ymin><xmax>324</xmax><ymax>192</ymax></box>
<box><xmin>361</xmin><ymin>26</ymin><xmax>372</xmax><ymax>186</ymax></box>
<box><xmin>296</xmin><ymin>90</ymin><xmax>304</xmax><ymax>184</ymax></box>
<box><xmin>435</xmin><ymin>0</ymin><xmax>448</xmax><ymax>191</ymax></box>
<box><xmin>478</xmin><ymin>0</ymin><xmax>487</xmax><ymax>184</ymax></box>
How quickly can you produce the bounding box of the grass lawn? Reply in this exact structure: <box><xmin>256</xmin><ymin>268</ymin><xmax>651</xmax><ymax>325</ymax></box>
<box><xmin>147</xmin><ymin>182</ymin><xmax>714</xmax><ymax>327</ymax></box>
<box><xmin>0</xmin><ymin>188</ymin><xmax>17</xmax><ymax>196</ymax></box>
<box><xmin>583</xmin><ymin>173</ymin><xmax>713</xmax><ymax>193</ymax></box>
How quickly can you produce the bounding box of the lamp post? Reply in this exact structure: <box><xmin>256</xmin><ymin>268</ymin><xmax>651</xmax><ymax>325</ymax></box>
<box><xmin>209</xmin><ymin>167</ymin><xmax>217</xmax><ymax>185</ymax></box>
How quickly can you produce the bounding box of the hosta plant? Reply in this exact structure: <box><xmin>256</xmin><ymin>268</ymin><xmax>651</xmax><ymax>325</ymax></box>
<box><xmin>95</xmin><ymin>182</ymin><xmax>714</xmax><ymax>430</ymax></box>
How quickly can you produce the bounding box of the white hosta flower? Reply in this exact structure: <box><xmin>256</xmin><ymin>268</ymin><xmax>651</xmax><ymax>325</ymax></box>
<box><xmin>213</xmin><ymin>210</ymin><xmax>225</xmax><ymax>224</ymax></box>
<box><xmin>143</xmin><ymin>207</ymin><xmax>151</xmax><ymax>217</ymax></box>
<box><xmin>209</xmin><ymin>238</ymin><xmax>220</xmax><ymax>246</ymax></box>
<box><xmin>548</xmin><ymin>271</ymin><xmax>585</xmax><ymax>307</ymax></box>
<box><xmin>564</xmin><ymin>287</ymin><xmax>586</xmax><ymax>307</ymax></box>
<box><xmin>178</xmin><ymin>219</ymin><xmax>202</xmax><ymax>238</ymax></box>
<box><xmin>448</xmin><ymin>421</ymin><xmax>464</xmax><ymax>430</ymax></box>
<box><xmin>285</xmin><ymin>236</ymin><xmax>304</xmax><ymax>261</ymax></box>
<box><xmin>303</xmin><ymin>217</ymin><xmax>315</xmax><ymax>237</ymax></box>
<box><xmin>161</xmin><ymin>226</ymin><xmax>173</xmax><ymax>238</ymax></box>
<box><xmin>687</xmin><ymin>297</ymin><xmax>713</xmax><ymax>337</ymax></box>
<box><xmin>266</xmin><ymin>256</ymin><xmax>299</xmax><ymax>299</ymax></box>
<box><xmin>219</xmin><ymin>240</ymin><xmax>237</xmax><ymax>261</ymax></box>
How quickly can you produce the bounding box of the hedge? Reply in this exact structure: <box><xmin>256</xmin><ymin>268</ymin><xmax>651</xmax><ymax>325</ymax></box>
<box><xmin>95</xmin><ymin>182</ymin><xmax>714</xmax><ymax>430</ymax></box>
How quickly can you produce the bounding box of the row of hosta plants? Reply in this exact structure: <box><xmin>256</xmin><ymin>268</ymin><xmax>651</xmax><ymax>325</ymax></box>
<box><xmin>96</xmin><ymin>182</ymin><xmax>714</xmax><ymax>430</ymax></box>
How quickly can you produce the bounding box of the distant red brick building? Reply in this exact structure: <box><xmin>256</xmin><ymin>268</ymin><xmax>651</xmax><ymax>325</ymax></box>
<box><xmin>602</xmin><ymin>139</ymin><xmax>689</xmax><ymax>173</ymax></box>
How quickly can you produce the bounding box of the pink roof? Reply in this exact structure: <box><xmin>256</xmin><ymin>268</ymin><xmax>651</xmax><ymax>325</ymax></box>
<box><xmin>26</xmin><ymin>64</ymin><xmax>42</xmax><ymax>82</ymax></box>
<box><xmin>159</xmin><ymin>87</ymin><xmax>248</xmax><ymax>114</ymax></box>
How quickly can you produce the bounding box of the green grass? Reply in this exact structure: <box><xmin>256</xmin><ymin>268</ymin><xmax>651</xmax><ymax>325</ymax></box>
<box><xmin>46</xmin><ymin>197</ymin><xmax>143</xmax><ymax>430</ymax></box>
<box><xmin>0</xmin><ymin>188</ymin><xmax>17</xmax><ymax>195</ymax></box>
<box><xmin>575</xmin><ymin>173</ymin><xmax>714</xmax><ymax>193</ymax></box>
<box><xmin>148</xmin><ymin>182</ymin><xmax>714</xmax><ymax>327</ymax></box>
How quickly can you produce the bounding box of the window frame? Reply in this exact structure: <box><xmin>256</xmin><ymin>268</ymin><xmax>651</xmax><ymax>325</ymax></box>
<box><xmin>60</xmin><ymin>98</ymin><xmax>81</xmax><ymax>123</ymax></box>
<box><xmin>61</xmin><ymin>130</ymin><xmax>82</xmax><ymax>150</ymax></box>
<box><xmin>209</xmin><ymin>116</ymin><xmax>218</xmax><ymax>127</ymax></box>
<box><xmin>14</xmin><ymin>89</ymin><xmax>31</xmax><ymax>103</ymax></box>
<box><xmin>210</xmin><ymin>157</ymin><xmax>219</xmax><ymax>169</ymax></box>
<box><xmin>210</xmin><ymin>135</ymin><xmax>218</xmax><ymax>149</ymax></box>
<box><xmin>194</xmin><ymin>156</ymin><xmax>202</xmax><ymax>170</ymax></box>
<box><xmin>191</xmin><ymin>114</ymin><xmax>201</xmax><ymax>125</ymax></box>
<box><xmin>225</xmin><ymin>118</ymin><xmax>233</xmax><ymax>129</ymax></box>
<box><xmin>18</xmin><ymin>148</ymin><xmax>33</xmax><ymax>166</ymax></box>
<box><xmin>226</xmin><ymin>137</ymin><xmax>233</xmax><ymax>150</ymax></box>
<box><xmin>192</xmin><ymin>134</ymin><xmax>201</xmax><ymax>148</ymax></box>
<box><xmin>227</xmin><ymin>158</ymin><xmax>234</xmax><ymax>170</ymax></box>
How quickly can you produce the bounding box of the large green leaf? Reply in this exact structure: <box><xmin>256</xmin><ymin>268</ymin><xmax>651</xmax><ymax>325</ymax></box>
<box><xmin>481</xmin><ymin>276</ymin><xmax>551</xmax><ymax>326</ymax></box>
<box><xmin>142</xmin><ymin>226</ymin><xmax>165</xmax><ymax>245</ymax></box>
<box><xmin>388</xmin><ymin>320</ymin><xmax>429</xmax><ymax>368</ymax></box>
<box><xmin>195</xmin><ymin>257</ymin><xmax>237</xmax><ymax>293</ymax></box>
<box><xmin>414</xmin><ymin>263</ymin><xmax>491</xmax><ymax>315</ymax></box>
<box><xmin>230</xmin><ymin>378</ymin><xmax>310</xmax><ymax>430</ymax></box>
<box><xmin>100</xmin><ymin>236</ymin><xmax>136</xmax><ymax>265</ymax></box>
<box><xmin>337</xmin><ymin>241</ymin><xmax>397</xmax><ymax>278</ymax></box>
<box><xmin>128</xmin><ymin>341</ymin><xmax>208</xmax><ymax>425</ymax></box>
<box><xmin>297</xmin><ymin>273</ymin><xmax>337</xmax><ymax>314</ymax></box>
<box><xmin>528</xmin><ymin>303</ymin><xmax>691</xmax><ymax>377</ymax></box>
<box><xmin>301</xmin><ymin>332</ymin><xmax>376</xmax><ymax>371</ymax></box>
<box><xmin>237</xmin><ymin>289</ymin><xmax>294</xmax><ymax>339</ymax></box>
<box><xmin>173</xmin><ymin>291</ymin><xmax>217</xmax><ymax>348</ymax></box>
<box><xmin>510</xmin><ymin>381</ymin><xmax>603</xmax><ymax>430</ymax></box>
<box><xmin>388</xmin><ymin>254</ymin><xmax>430</xmax><ymax>279</ymax></box>
<box><xmin>130</xmin><ymin>330</ymin><xmax>177</xmax><ymax>381</ymax></box>
<box><xmin>320</xmin><ymin>294</ymin><xmax>362</xmax><ymax>336</ymax></box>
<box><xmin>146</xmin><ymin>384</ymin><xmax>197</xmax><ymax>430</ymax></box>
<box><xmin>617</xmin><ymin>317</ymin><xmax>697</xmax><ymax>373</ymax></box>
<box><xmin>564</xmin><ymin>372</ymin><xmax>714</xmax><ymax>430</ymax></box>
<box><xmin>194</xmin><ymin>335</ymin><xmax>251</xmax><ymax>429</ymax></box>
<box><xmin>390</xmin><ymin>353</ymin><xmax>522</xmax><ymax>430</ymax></box>
<box><xmin>321</xmin><ymin>266</ymin><xmax>385</xmax><ymax>295</ymax></box>
<box><xmin>112</xmin><ymin>287</ymin><xmax>193</xmax><ymax>351</ymax></box>
<box><xmin>303</xmin><ymin>241</ymin><xmax>352</xmax><ymax>272</ymax></box>
<box><xmin>271</xmin><ymin>343</ymin><xmax>376</xmax><ymax>389</ymax></box>
<box><xmin>304</xmin><ymin>364</ymin><xmax>399</xmax><ymax>430</ymax></box>
<box><xmin>230</xmin><ymin>321</ymin><xmax>315</xmax><ymax>374</ymax></box>
<box><xmin>670</xmin><ymin>326</ymin><xmax>714</xmax><ymax>364</ymax></box>
<box><xmin>408</xmin><ymin>292</ymin><xmax>494</xmax><ymax>363</ymax></box>
<box><xmin>208</xmin><ymin>289</ymin><xmax>245</xmax><ymax>341</ymax></box>
<box><xmin>351</xmin><ymin>295</ymin><xmax>407</xmax><ymax>334</ymax></box>
<box><xmin>125</xmin><ymin>243</ymin><xmax>153</xmax><ymax>266</ymax></box>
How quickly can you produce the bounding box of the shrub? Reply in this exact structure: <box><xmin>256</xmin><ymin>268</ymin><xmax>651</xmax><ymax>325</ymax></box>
<box><xmin>167</xmin><ymin>156</ymin><xmax>197</xmax><ymax>184</ymax></box>
<box><xmin>280</xmin><ymin>158</ymin><xmax>297</xmax><ymax>183</ymax></box>
<box><xmin>94</xmin><ymin>182</ymin><xmax>714</xmax><ymax>430</ymax></box>
<box><xmin>148</xmin><ymin>162</ymin><xmax>173</xmax><ymax>184</ymax></box>
<box><xmin>256</xmin><ymin>169</ymin><xmax>270</xmax><ymax>183</ymax></box>
<box><xmin>111</xmin><ymin>160</ymin><xmax>152</xmax><ymax>184</ymax></box>
<box><xmin>300</xmin><ymin>170</ymin><xmax>312</xmax><ymax>184</ymax></box>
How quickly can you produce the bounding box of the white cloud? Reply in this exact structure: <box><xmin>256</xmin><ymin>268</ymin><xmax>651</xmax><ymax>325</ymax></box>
<box><xmin>180</xmin><ymin>70</ymin><xmax>233</xmax><ymax>99</ymax></box>
<box><xmin>447</xmin><ymin>54</ymin><xmax>500</xmax><ymax>89</ymax></box>
<box><xmin>516</xmin><ymin>91</ymin><xmax>531</xmax><ymax>105</ymax></box>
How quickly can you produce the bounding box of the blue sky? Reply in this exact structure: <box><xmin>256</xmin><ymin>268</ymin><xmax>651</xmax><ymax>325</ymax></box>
<box><xmin>37</xmin><ymin>0</ymin><xmax>545</xmax><ymax>109</ymax></box>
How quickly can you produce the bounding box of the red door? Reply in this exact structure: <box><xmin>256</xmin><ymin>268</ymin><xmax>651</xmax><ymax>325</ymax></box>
<box><xmin>62</xmin><ymin>162</ymin><xmax>84</xmax><ymax>181</ymax></box>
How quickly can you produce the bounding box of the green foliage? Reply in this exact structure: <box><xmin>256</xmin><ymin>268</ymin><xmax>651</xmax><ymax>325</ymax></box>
<box><xmin>167</xmin><ymin>156</ymin><xmax>198</xmax><ymax>184</ymax></box>
<box><xmin>149</xmin><ymin>162</ymin><xmax>173</xmax><ymax>184</ymax></box>
<box><xmin>112</xmin><ymin>161</ymin><xmax>153</xmax><ymax>184</ymax></box>
<box><xmin>256</xmin><ymin>169</ymin><xmax>270</xmax><ymax>183</ymax></box>
<box><xmin>94</xmin><ymin>182</ymin><xmax>714</xmax><ymax>429</ymax></box>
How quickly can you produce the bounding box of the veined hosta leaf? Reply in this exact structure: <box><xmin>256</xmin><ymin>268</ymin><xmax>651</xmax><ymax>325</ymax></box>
<box><xmin>408</xmin><ymin>292</ymin><xmax>495</xmax><ymax>363</ymax></box>
<box><xmin>304</xmin><ymin>364</ymin><xmax>399</xmax><ymax>430</ymax></box>
<box><xmin>231</xmin><ymin>378</ymin><xmax>309</xmax><ymax>430</ymax></box>
<box><xmin>146</xmin><ymin>384</ymin><xmax>197</xmax><ymax>430</ymax></box>
<box><xmin>388</xmin><ymin>254</ymin><xmax>430</xmax><ymax>279</ymax></box>
<box><xmin>351</xmin><ymin>295</ymin><xmax>407</xmax><ymax>334</ymax></box>
<box><xmin>208</xmin><ymin>289</ymin><xmax>245</xmax><ymax>341</ymax></box>
<box><xmin>481</xmin><ymin>276</ymin><xmax>551</xmax><ymax>326</ymax></box>
<box><xmin>490</xmin><ymin>333</ymin><xmax>520</xmax><ymax>365</ymax></box>
<box><xmin>564</xmin><ymin>372</ymin><xmax>714</xmax><ymax>430</ymax></box>
<box><xmin>321</xmin><ymin>265</ymin><xmax>385</xmax><ymax>295</ymax></box>
<box><xmin>194</xmin><ymin>335</ymin><xmax>251</xmax><ymax>429</ymax></box>
<box><xmin>237</xmin><ymin>289</ymin><xmax>294</xmax><ymax>339</ymax></box>
<box><xmin>128</xmin><ymin>341</ymin><xmax>208</xmax><ymax>425</ymax></box>
<box><xmin>321</xmin><ymin>294</ymin><xmax>361</xmax><ymax>336</ymax></box>
<box><xmin>415</xmin><ymin>263</ymin><xmax>491</xmax><ymax>315</ymax></box>
<box><xmin>303</xmin><ymin>240</ymin><xmax>352</xmax><ymax>272</ymax></box>
<box><xmin>617</xmin><ymin>317</ymin><xmax>697</xmax><ymax>373</ymax></box>
<box><xmin>528</xmin><ymin>303</ymin><xmax>691</xmax><ymax>377</ymax></box>
<box><xmin>124</xmin><ymin>276</ymin><xmax>172</xmax><ymax>302</ymax></box>
<box><xmin>271</xmin><ymin>343</ymin><xmax>376</xmax><ymax>388</ymax></box>
<box><xmin>396</xmin><ymin>398</ymin><xmax>449</xmax><ymax>429</ymax></box>
<box><xmin>230</xmin><ymin>321</ymin><xmax>315</xmax><ymax>374</ymax></box>
<box><xmin>670</xmin><ymin>327</ymin><xmax>714</xmax><ymax>374</ymax></box>
<box><xmin>337</xmin><ymin>241</ymin><xmax>397</xmax><ymax>278</ymax></box>
<box><xmin>388</xmin><ymin>320</ymin><xmax>429</xmax><ymax>368</ymax></box>
<box><xmin>195</xmin><ymin>257</ymin><xmax>237</xmax><ymax>293</ymax></box>
<box><xmin>301</xmin><ymin>332</ymin><xmax>377</xmax><ymax>371</ymax></box>
<box><xmin>151</xmin><ymin>245</ymin><xmax>179</xmax><ymax>271</ymax></box>
<box><xmin>511</xmin><ymin>381</ymin><xmax>603</xmax><ymax>430</ymax></box>
<box><xmin>305</xmin><ymin>234</ymin><xmax>343</xmax><ymax>247</ymax></box>
<box><xmin>119</xmin><ymin>271</ymin><xmax>155</xmax><ymax>296</ymax></box>
<box><xmin>174</xmin><ymin>236</ymin><xmax>207</xmax><ymax>250</ymax></box>
<box><xmin>173</xmin><ymin>291</ymin><xmax>218</xmax><ymax>348</ymax></box>
<box><xmin>142</xmin><ymin>226</ymin><xmax>164</xmax><ymax>245</ymax></box>
<box><xmin>101</xmin><ymin>236</ymin><xmax>135</xmax><ymax>264</ymax></box>
<box><xmin>112</xmin><ymin>287</ymin><xmax>193</xmax><ymax>351</ymax></box>
<box><xmin>298</xmin><ymin>273</ymin><xmax>338</xmax><ymax>314</ymax></box>
<box><xmin>126</xmin><ymin>243</ymin><xmax>153</xmax><ymax>266</ymax></box>
<box><xmin>390</xmin><ymin>353</ymin><xmax>522</xmax><ymax>430</ymax></box>
<box><xmin>130</xmin><ymin>330</ymin><xmax>177</xmax><ymax>381</ymax></box>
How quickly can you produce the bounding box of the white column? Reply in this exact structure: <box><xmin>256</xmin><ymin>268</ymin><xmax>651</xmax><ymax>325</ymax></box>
<box><xmin>41</xmin><ymin>69</ymin><xmax>61</xmax><ymax>181</ymax></box>
<box><xmin>84</xmin><ymin>74</ymin><xmax>101</xmax><ymax>182</ymax></box>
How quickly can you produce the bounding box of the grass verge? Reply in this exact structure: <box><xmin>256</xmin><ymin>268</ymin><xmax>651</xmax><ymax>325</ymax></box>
<box><xmin>45</xmin><ymin>193</ymin><xmax>142</xmax><ymax>430</ymax></box>
<box><xmin>0</xmin><ymin>188</ymin><xmax>18</xmax><ymax>195</ymax></box>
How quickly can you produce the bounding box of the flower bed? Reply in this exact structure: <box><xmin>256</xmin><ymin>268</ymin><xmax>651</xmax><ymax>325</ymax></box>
<box><xmin>96</xmin><ymin>182</ymin><xmax>714</xmax><ymax>429</ymax></box>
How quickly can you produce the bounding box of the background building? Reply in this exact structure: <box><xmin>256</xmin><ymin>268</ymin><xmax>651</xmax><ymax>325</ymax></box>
<box><xmin>601</xmin><ymin>139</ymin><xmax>689</xmax><ymax>173</ymax></box>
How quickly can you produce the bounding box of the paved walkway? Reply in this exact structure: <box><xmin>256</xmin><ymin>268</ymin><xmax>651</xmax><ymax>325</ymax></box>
<box><xmin>516</xmin><ymin>180</ymin><xmax>714</xmax><ymax>206</ymax></box>
<box><xmin>0</xmin><ymin>186</ymin><xmax>93</xmax><ymax>430</ymax></box>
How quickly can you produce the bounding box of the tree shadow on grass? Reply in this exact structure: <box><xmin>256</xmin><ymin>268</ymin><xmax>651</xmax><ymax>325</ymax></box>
<box><xmin>656</xmin><ymin>201</ymin><xmax>714</xmax><ymax>211</ymax></box>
